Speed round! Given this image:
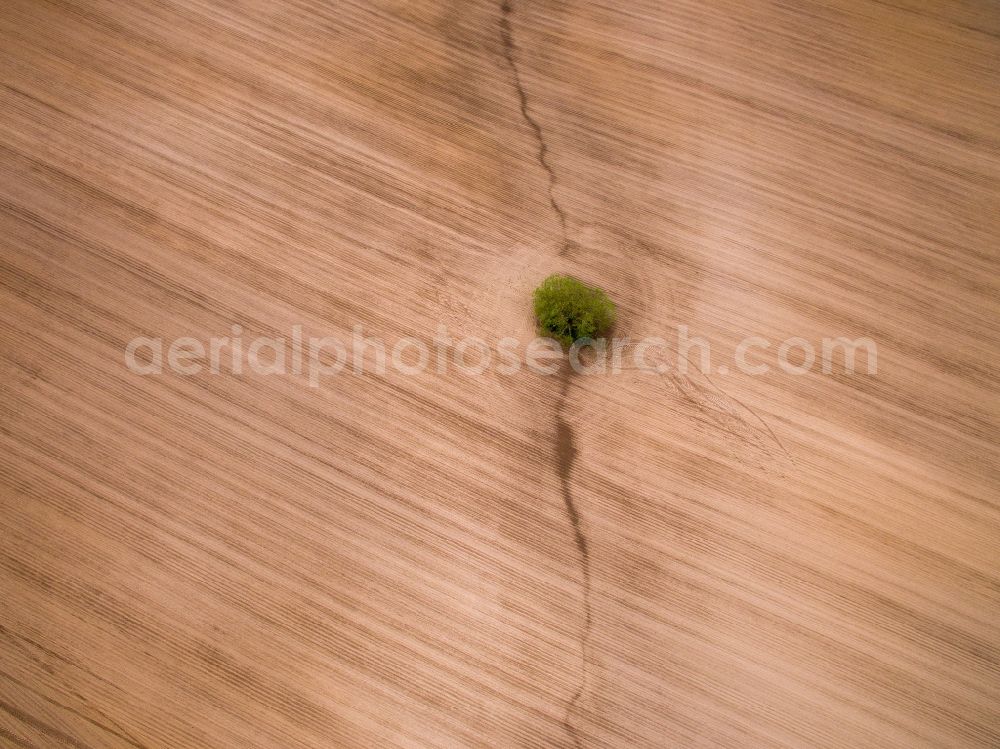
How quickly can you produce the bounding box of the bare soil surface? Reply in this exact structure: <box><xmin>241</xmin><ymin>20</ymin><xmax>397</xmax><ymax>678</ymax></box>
<box><xmin>1</xmin><ymin>0</ymin><xmax>998</xmax><ymax>746</ymax></box>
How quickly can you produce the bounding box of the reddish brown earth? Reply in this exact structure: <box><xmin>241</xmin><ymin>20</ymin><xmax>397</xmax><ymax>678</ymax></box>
<box><xmin>1</xmin><ymin>0</ymin><xmax>998</xmax><ymax>746</ymax></box>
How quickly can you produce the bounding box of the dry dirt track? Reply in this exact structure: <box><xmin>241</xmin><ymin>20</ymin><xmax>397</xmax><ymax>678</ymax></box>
<box><xmin>1</xmin><ymin>0</ymin><xmax>999</xmax><ymax>746</ymax></box>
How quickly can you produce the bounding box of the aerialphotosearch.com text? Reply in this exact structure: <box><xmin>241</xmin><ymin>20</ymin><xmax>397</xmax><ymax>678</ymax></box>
<box><xmin>124</xmin><ymin>324</ymin><xmax>878</xmax><ymax>387</ymax></box>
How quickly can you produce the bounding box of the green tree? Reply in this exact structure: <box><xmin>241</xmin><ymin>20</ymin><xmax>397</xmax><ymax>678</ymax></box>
<box><xmin>532</xmin><ymin>274</ymin><xmax>616</xmax><ymax>347</ymax></box>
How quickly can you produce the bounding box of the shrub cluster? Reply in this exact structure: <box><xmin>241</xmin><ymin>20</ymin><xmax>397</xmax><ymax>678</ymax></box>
<box><xmin>532</xmin><ymin>274</ymin><xmax>617</xmax><ymax>348</ymax></box>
